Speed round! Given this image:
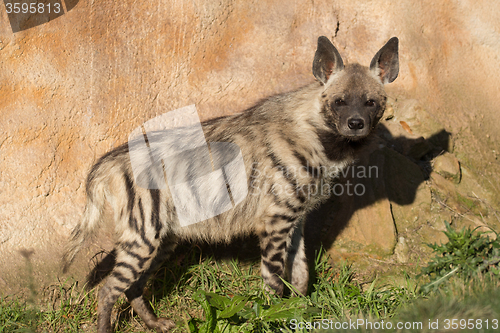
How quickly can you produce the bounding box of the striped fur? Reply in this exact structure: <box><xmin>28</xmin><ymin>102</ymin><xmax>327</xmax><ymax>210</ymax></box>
<box><xmin>62</xmin><ymin>36</ymin><xmax>399</xmax><ymax>332</ymax></box>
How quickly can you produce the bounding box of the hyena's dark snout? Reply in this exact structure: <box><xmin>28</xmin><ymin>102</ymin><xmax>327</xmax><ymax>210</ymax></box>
<box><xmin>347</xmin><ymin>117</ymin><xmax>365</xmax><ymax>130</ymax></box>
<box><xmin>339</xmin><ymin>113</ymin><xmax>373</xmax><ymax>139</ymax></box>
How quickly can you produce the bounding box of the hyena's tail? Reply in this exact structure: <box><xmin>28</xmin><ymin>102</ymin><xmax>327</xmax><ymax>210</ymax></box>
<box><xmin>62</xmin><ymin>173</ymin><xmax>107</xmax><ymax>273</ymax></box>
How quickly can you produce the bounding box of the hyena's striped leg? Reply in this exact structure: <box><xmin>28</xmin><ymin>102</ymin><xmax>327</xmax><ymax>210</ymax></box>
<box><xmin>124</xmin><ymin>240</ymin><xmax>178</xmax><ymax>332</ymax></box>
<box><xmin>285</xmin><ymin>220</ymin><xmax>308</xmax><ymax>295</ymax></box>
<box><xmin>97</xmin><ymin>240</ymin><xmax>177</xmax><ymax>333</ymax></box>
<box><xmin>97</xmin><ymin>240</ymin><xmax>160</xmax><ymax>333</ymax></box>
<box><xmin>259</xmin><ymin>215</ymin><xmax>299</xmax><ymax>296</ymax></box>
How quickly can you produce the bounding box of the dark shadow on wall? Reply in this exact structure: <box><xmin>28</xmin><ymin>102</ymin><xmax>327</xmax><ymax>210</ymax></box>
<box><xmin>304</xmin><ymin>125</ymin><xmax>451</xmax><ymax>260</ymax></box>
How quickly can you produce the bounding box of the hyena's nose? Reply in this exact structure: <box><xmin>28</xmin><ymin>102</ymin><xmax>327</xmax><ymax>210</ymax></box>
<box><xmin>347</xmin><ymin>118</ymin><xmax>364</xmax><ymax>130</ymax></box>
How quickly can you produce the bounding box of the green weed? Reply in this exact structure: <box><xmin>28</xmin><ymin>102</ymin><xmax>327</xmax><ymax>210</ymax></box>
<box><xmin>420</xmin><ymin>221</ymin><xmax>500</xmax><ymax>292</ymax></box>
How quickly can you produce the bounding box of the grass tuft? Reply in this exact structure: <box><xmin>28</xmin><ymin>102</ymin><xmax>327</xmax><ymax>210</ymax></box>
<box><xmin>419</xmin><ymin>221</ymin><xmax>500</xmax><ymax>293</ymax></box>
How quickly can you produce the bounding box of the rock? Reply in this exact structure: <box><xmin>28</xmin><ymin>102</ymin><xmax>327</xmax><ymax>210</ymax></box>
<box><xmin>430</xmin><ymin>170</ymin><xmax>491</xmax><ymax>220</ymax></box>
<box><xmin>394</xmin><ymin>237</ymin><xmax>410</xmax><ymax>263</ymax></box>
<box><xmin>456</xmin><ymin>166</ymin><xmax>496</xmax><ymax>213</ymax></box>
<box><xmin>429</xmin><ymin>171</ymin><xmax>464</xmax><ymax>212</ymax></box>
<box><xmin>418</xmin><ymin>225</ymin><xmax>450</xmax><ymax>246</ymax></box>
<box><xmin>430</xmin><ymin>172</ymin><xmax>456</xmax><ymax>196</ymax></box>
<box><xmin>433</xmin><ymin>153</ymin><xmax>461</xmax><ymax>183</ymax></box>
<box><xmin>427</xmin><ymin>212</ymin><xmax>453</xmax><ymax>232</ymax></box>
<box><xmin>384</xmin><ymin>106</ymin><xmax>395</xmax><ymax>120</ymax></box>
<box><xmin>332</xmin><ymin>197</ymin><xmax>397</xmax><ymax>257</ymax></box>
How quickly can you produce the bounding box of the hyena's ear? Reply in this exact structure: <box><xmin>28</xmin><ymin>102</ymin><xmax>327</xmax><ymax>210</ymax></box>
<box><xmin>370</xmin><ymin>37</ymin><xmax>399</xmax><ymax>84</ymax></box>
<box><xmin>312</xmin><ymin>36</ymin><xmax>344</xmax><ymax>85</ymax></box>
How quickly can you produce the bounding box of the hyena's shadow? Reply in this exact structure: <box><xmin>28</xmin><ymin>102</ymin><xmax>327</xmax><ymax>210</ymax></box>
<box><xmin>86</xmin><ymin>124</ymin><xmax>451</xmax><ymax>298</ymax></box>
<box><xmin>304</xmin><ymin>124</ymin><xmax>452</xmax><ymax>259</ymax></box>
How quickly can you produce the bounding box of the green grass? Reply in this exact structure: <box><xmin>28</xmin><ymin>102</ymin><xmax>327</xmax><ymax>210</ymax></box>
<box><xmin>0</xmin><ymin>284</ymin><xmax>96</xmax><ymax>333</ymax></box>
<box><xmin>1</xmin><ymin>223</ymin><xmax>499</xmax><ymax>332</ymax></box>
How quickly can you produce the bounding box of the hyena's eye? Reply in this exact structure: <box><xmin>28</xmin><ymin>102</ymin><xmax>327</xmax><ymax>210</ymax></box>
<box><xmin>365</xmin><ymin>100</ymin><xmax>376</xmax><ymax>107</ymax></box>
<box><xmin>334</xmin><ymin>99</ymin><xmax>346</xmax><ymax>107</ymax></box>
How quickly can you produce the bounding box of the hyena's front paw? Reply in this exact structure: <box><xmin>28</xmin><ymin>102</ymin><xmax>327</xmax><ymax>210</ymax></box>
<box><xmin>152</xmin><ymin>318</ymin><xmax>176</xmax><ymax>332</ymax></box>
<box><xmin>263</xmin><ymin>278</ymin><xmax>285</xmax><ymax>297</ymax></box>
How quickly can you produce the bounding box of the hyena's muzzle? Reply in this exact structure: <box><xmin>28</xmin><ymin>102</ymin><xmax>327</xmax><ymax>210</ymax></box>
<box><xmin>335</xmin><ymin>96</ymin><xmax>381</xmax><ymax>140</ymax></box>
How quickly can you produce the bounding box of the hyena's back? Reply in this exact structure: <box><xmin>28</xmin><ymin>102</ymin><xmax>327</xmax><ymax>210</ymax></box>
<box><xmin>62</xmin><ymin>82</ymin><xmax>329</xmax><ymax>272</ymax></box>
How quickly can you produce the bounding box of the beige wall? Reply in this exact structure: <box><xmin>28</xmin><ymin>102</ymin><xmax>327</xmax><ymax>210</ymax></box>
<box><xmin>1</xmin><ymin>0</ymin><xmax>499</xmax><ymax>293</ymax></box>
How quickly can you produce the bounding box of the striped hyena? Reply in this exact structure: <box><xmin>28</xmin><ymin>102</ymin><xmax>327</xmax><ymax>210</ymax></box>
<box><xmin>63</xmin><ymin>36</ymin><xmax>399</xmax><ymax>332</ymax></box>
